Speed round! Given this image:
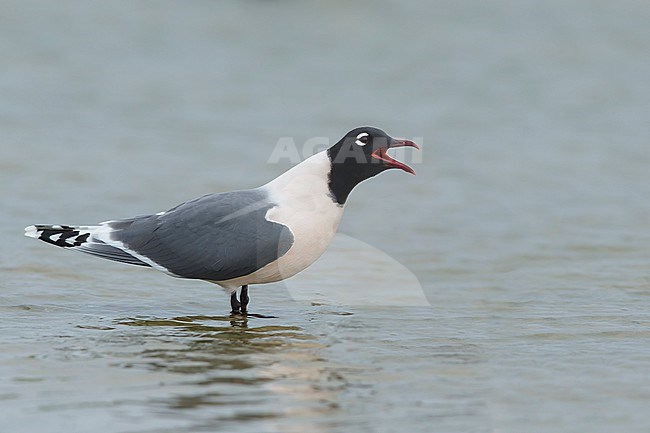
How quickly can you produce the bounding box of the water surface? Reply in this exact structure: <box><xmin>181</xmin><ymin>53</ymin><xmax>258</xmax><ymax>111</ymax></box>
<box><xmin>1</xmin><ymin>1</ymin><xmax>650</xmax><ymax>432</ymax></box>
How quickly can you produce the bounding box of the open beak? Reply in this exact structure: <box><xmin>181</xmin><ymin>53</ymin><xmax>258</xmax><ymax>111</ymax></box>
<box><xmin>371</xmin><ymin>139</ymin><xmax>420</xmax><ymax>175</ymax></box>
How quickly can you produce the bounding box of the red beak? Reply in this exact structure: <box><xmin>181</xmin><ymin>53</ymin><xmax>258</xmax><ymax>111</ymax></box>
<box><xmin>371</xmin><ymin>139</ymin><xmax>420</xmax><ymax>175</ymax></box>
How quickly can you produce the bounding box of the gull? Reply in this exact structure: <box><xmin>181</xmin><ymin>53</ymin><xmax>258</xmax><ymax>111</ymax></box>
<box><xmin>25</xmin><ymin>127</ymin><xmax>419</xmax><ymax>314</ymax></box>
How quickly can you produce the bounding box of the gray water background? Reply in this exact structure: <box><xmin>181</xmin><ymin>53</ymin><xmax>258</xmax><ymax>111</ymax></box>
<box><xmin>1</xmin><ymin>1</ymin><xmax>650</xmax><ymax>432</ymax></box>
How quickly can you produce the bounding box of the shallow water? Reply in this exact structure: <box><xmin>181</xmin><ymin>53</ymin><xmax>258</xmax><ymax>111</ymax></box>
<box><xmin>2</xmin><ymin>1</ymin><xmax>650</xmax><ymax>432</ymax></box>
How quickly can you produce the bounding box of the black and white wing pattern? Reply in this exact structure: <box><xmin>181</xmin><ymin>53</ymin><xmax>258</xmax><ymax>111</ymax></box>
<box><xmin>26</xmin><ymin>189</ymin><xmax>294</xmax><ymax>282</ymax></box>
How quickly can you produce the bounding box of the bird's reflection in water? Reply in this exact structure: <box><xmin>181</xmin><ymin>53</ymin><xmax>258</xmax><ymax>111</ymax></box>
<box><xmin>115</xmin><ymin>314</ymin><xmax>344</xmax><ymax>430</ymax></box>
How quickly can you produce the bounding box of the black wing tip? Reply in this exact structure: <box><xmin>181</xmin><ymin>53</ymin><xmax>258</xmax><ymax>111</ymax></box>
<box><xmin>25</xmin><ymin>224</ymin><xmax>89</xmax><ymax>248</ymax></box>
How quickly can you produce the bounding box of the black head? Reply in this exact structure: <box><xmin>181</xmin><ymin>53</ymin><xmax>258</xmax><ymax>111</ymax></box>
<box><xmin>326</xmin><ymin>126</ymin><xmax>419</xmax><ymax>205</ymax></box>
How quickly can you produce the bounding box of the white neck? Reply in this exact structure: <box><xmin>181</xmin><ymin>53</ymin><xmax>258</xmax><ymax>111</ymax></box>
<box><xmin>263</xmin><ymin>150</ymin><xmax>334</xmax><ymax>201</ymax></box>
<box><xmin>230</xmin><ymin>150</ymin><xmax>343</xmax><ymax>286</ymax></box>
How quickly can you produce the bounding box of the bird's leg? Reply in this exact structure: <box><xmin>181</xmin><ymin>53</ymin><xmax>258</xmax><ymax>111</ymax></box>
<box><xmin>230</xmin><ymin>291</ymin><xmax>241</xmax><ymax>314</ymax></box>
<box><xmin>240</xmin><ymin>285</ymin><xmax>249</xmax><ymax>314</ymax></box>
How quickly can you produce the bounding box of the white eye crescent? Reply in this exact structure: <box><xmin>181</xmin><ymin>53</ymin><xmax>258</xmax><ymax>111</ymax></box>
<box><xmin>355</xmin><ymin>132</ymin><xmax>369</xmax><ymax>146</ymax></box>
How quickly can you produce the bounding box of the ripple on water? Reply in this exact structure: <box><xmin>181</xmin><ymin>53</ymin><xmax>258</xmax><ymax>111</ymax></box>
<box><xmin>78</xmin><ymin>313</ymin><xmax>350</xmax><ymax>428</ymax></box>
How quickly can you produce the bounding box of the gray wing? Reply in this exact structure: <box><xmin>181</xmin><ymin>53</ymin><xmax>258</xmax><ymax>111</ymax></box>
<box><xmin>108</xmin><ymin>189</ymin><xmax>294</xmax><ymax>281</ymax></box>
<box><xmin>77</xmin><ymin>241</ymin><xmax>150</xmax><ymax>266</ymax></box>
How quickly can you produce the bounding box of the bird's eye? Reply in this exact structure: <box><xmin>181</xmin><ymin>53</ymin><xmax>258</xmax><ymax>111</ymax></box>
<box><xmin>355</xmin><ymin>132</ymin><xmax>369</xmax><ymax>146</ymax></box>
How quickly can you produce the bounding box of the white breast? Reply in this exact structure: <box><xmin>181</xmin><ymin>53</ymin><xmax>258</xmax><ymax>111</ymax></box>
<box><xmin>215</xmin><ymin>151</ymin><xmax>344</xmax><ymax>290</ymax></box>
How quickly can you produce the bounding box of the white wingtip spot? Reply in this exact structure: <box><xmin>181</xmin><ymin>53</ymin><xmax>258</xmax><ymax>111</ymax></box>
<box><xmin>24</xmin><ymin>225</ymin><xmax>39</xmax><ymax>238</ymax></box>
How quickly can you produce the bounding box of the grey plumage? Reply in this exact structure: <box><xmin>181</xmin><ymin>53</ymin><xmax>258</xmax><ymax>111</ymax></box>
<box><xmin>108</xmin><ymin>188</ymin><xmax>293</xmax><ymax>281</ymax></box>
<box><xmin>27</xmin><ymin>189</ymin><xmax>294</xmax><ymax>282</ymax></box>
<box><xmin>77</xmin><ymin>242</ymin><xmax>149</xmax><ymax>266</ymax></box>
